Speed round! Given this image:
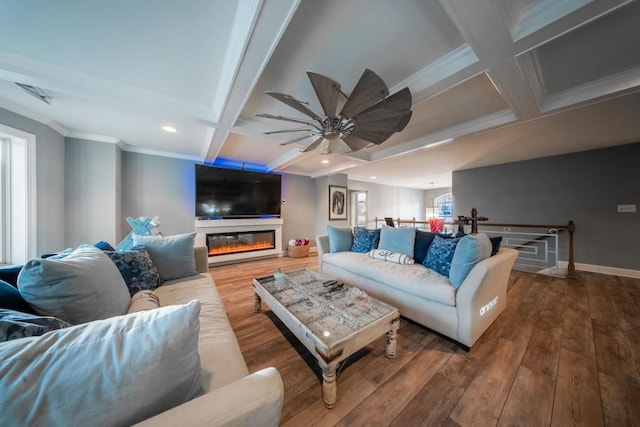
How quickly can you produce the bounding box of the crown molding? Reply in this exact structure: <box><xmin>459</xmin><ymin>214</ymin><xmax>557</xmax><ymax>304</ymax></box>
<box><xmin>119</xmin><ymin>143</ymin><xmax>201</xmax><ymax>162</ymax></box>
<box><xmin>513</xmin><ymin>0</ymin><xmax>590</xmax><ymax>41</ymax></box>
<box><xmin>541</xmin><ymin>65</ymin><xmax>640</xmax><ymax>113</ymax></box>
<box><xmin>65</xmin><ymin>131</ymin><xmax>120</xmax><ymax>144</ymax></box>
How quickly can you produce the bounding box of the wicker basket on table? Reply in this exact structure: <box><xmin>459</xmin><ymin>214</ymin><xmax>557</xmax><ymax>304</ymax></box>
<box><xmin>288</xmin><ymin>244</ymin><xmax>309</xmax><ymax>258</ymax></box>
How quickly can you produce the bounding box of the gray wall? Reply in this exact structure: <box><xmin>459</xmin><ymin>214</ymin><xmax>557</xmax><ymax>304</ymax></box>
<box><xmin>65</xmin><ymin>138</ymin><xmax>120</xmax><ymax>246</ymax></box>
<box><xmin>453</xmin><ymin>143</ymin><xmax>640</xmax><ymax>270</ymax></box>
<box><xmin>0</xmin><ymin>107</ymin><xmax>66</xmax><ymax>255</ymax></box>
<box><xmin>281</xmin><ymin>174</ymin><xmax>317</xmax><ymax>246</ymax></box>
<box><xmin>315</xmin><ymin>173</ymin><xmax>349</xmax><ymax>236</ymax></box>
<box><xmin>121</xmin><ymin>152</ymin><xmax>197</xmax><ymax>237</ymax></box>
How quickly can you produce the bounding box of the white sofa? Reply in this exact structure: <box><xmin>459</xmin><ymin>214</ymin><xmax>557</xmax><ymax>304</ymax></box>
<box><xmin>316</xmin><ymin>235</ymin><xmax>518</xmax><ymax>348</ymax></box>
<box><xmin>136</xmin><ymin>246</ymin><xmax>284</xmax><ymax>426</ymax></box>
<box><xmin>1</xmin><ymin>245</ymin><xmax>283</xmax><ymax>426</ymax></box>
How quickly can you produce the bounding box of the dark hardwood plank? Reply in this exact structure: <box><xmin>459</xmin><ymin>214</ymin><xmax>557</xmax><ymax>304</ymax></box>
<box><xmin>498</xmin><ymin>365</ymin><xmax>555</xmax><ymax>426</ymax></box>
<box><xmin>449</xmin><ymin>337</ymin><xmax>526</xmax><ymax>426</ymax></box>
<box><xmin>562</xmin><ymin>306</ymin><xmax>595</xmax><ymax>356</ymax></box>
<box><xmin>592</xmin><ymin>319</ymin><xmax>640</xmax><ymax>386</ymax></box>
<box><xmin>599</xmin><ymin>372</ymin><xmax>640</xmax><ymax>426</ymax></box>
<box><xmin>585</xmin><ymin>273</ymin><xmax>618</xmax><ymax>326</ymax></box>
<box><xmin>522</xmin><ymin>325</ymin><xmax>563</xmax><ymax>379</ymax></box>
<box><xmin>551</xmin><ymin>348</ymin><xmax>604</xmax><ymax>427</ymax></box>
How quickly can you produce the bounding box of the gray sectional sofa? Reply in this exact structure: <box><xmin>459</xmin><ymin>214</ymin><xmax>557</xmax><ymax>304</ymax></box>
<box><xmin>316</xmin><ymin>232</ymin><xmax>518</xmax><ymax>347</ymax></box>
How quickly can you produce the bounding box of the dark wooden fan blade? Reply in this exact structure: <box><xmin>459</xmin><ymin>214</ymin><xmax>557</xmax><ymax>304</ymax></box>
<box><xmin>266</xmin><ymin>92</ymin><xmax>323</xmax><ymax>121</ymax></box>
<box><xmin>340</xmin><ymin>69</ymin><xmax>389</xmax><ymax>118</ymax></box>
<box><xmin>354</xmin><ymin>111</ymin><xmax>412</xmax><ymax>134</ymax></box>
<box><xmin>256</xmin><ymin>113</ymin><xmax>319</xmax><ymax>127</ymax></box>
<box><xmin>394</xmin><ymin>111</ymin><xmax>412</xmax><ymax>132</ymax></box>
<box><xmin>341</xmin><ymin>135</ymin><xmax>371</xmax><ymax>152</ymax></box>
<box><xmin>301</xmin><ymin>136</ymin><xmax>324</xmax><ymax>152</ymax></box>
<box><xmin>352</xmin><ymin>88</ymin><xmax>412</xmax><ymax>124</ymax></box>
<box><xmin>351</xmin><ymin>128</ymin><xmax>396</xmax><ymax>144</ymax></box>
<box><xmin>307</xmin><ymin>72</ymin><xmax>341</xmax><ymax>118</ymax></box>
<box><xmin>280</xmin><ymin>134</ymin><xmax>314</xmax><ymax>146</ymax></box>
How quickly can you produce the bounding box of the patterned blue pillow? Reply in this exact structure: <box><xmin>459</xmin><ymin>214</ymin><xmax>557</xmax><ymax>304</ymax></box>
<box><xmin>423</xmin><ymin>235</ymin><xmax>461</xmax><ymax>277</ymax></box>
<box><xmin>104</xmin><ymin>246</ymin><xmax>161</xmax><ymax>296</ymax></box>
<box><xmin>351</xmin><ymin>228</ymin><xmax>381</xmax><ymax>253</ymax></box>
<box><xmin>1</xmin><ymin>309</ymin><xmax>70</xmax><ymax>342</ymax></box>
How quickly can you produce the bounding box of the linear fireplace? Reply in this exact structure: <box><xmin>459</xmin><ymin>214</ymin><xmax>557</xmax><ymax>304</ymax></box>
<box><xmin>195</xmin><ymin>218</ymin><xmax>284</xmax><ymax>265</ymax></box>
<box><xmin>206</xmin><ymin>230</ymin><xmax>276</xmax><ymax>257</ymax></box>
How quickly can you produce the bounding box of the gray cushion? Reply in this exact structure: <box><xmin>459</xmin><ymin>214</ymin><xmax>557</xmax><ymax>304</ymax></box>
<box><xmin>327</xmin><ymin>225</ymin><xmax>353</xmax><ymax>253</ymax></box>
<box><xmin>0</xmin><ymin>301</ymin><xmax>203</xmax><ymax>426</ymax></box>
<box><xmin>378</xmin><ymin>224</ymin><xmax>416</xmax><ymax>257</ymax></box>
<box><xmin>449</xmin><ymin>233</ymin><xmax>492</xmax><ymax>288</ymax></box>
<box><xmin>0</xmin><ymin>309</ymin><xmax>70</xmax><ymax>342</ymax></box>
<box><xmin>18</xmin><ymin>245</ymin><xmax>131</xmax><ymax>324</ymax></box>
<box><xmin>133</xmin><ymin>233</ymin><xmax>197</xmax><ymax>281</ymax></box>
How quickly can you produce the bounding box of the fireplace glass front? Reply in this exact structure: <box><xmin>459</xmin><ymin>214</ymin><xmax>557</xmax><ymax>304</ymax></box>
<box><xmin>206</xmin><ymin>230</ymin><xmax>276</xmax><ymax>256</ymax></box>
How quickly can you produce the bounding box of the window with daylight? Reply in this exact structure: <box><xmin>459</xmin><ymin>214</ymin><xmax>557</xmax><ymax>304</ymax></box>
<box><xmin>434</xmin><ymin>193</ymin><xmax>453</xmax><ymax>220</ymax></box>
<box><xmin>0</xmin><ymin>124</ymin><xmax>37</xmax><ymax>265</ymax></box>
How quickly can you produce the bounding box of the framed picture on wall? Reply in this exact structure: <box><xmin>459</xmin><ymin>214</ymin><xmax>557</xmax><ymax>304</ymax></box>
<box><xmin>328</xmin><ymin>185</ymin><xmax>347</xmax><ymax>220</ymax></box>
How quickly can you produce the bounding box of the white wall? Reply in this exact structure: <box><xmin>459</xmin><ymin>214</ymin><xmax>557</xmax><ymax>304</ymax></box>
<box><xmin>348</xmin><ymin>179</ymin><xmax>426</xmax><ymax>227</ymax></box>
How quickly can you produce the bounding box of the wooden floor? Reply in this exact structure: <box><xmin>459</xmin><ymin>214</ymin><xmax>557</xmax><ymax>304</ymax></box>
<box><xmin>210</xmin><ymin>255</ymin><xmax>640</xmax><ymax>427</ymax></box>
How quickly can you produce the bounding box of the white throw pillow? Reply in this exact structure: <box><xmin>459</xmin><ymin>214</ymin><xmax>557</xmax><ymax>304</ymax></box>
<box><xmin>18</xmin><ymin>245</ymin><xmax>131</xmax><ymax>324</ymax></box>
<box><xmin>368</xmin><ymin>249</ymin><xmax>415</xmax><ymax>265</ymax></box>
<box><xmin>0</xmin><ymin>300</ymin><xmax>203</xmax><ymax>426</ymax></box>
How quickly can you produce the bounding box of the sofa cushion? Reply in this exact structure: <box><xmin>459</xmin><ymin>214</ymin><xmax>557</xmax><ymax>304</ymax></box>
<box><xmin>323</xmin><ymin>251</ymin><xmax>456</xmax><ymax>306</ymax></box>
<box><xmin>378</xmin><ymin>225</ymin><xmax>416</xmax><ymax>257</ymax></box>
<box><xmin>18</xmin><ymin>245</ymin><xmax>131</xmax><ymax>324</ymax></box>
<box><xmin>327</xmin><ymin>225</ymin><xmax>353</xmax><ymax>253</ymax></box>
<box><xmin>351</xmin><ymin>227</ymin><xmax>381</xmax><ymax>253</ymax></box>
<box><xmin>133</xmin><ymin>233</ymin><xmax>197</xmax><ymax>281</ymax></box>
<box><xmin>368</xmin><ymin>249</ymin><xmax>414</xmax><ymax>265</ymax></box>
<box><xmin>0</xmin><ymin>264</ymin><xmax>23</xmax><ymax>287</ymax></box>
<box><xmin>104</xmin><ymin>246</ymin><xmax>161</xmax><ymax>295</ymax></box>
<box><xmin>0</xmin><ymin>309</ymin><xmax>70</xmax><ymax>342</ymax></box>
<box><xmin>0</xmin><ymin>280</ymin><xmax>35</xmax><ymax>314</ymax></box>
<box><xmin>0</xmin><ymin>301</ymin><xmax>203</xmax><ymax>426</ymax></box>
<box><xmin>423</xmin><ymin>235</ymin><xmax>461</xmax><ymax>277</ymax></box>
<box><xmin>449</xmin><ymin>233</ymin><xmax>492</xmax><ymax>288</ymax></box>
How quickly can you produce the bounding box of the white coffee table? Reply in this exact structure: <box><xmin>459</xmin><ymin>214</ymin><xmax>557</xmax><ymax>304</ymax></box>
<box><xmin>253</xmin><ymin>269</ymin><xmax>399</xmax><ymax>408</ymax></box>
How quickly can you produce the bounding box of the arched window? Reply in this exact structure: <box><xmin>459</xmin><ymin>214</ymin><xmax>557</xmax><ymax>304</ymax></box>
<box><xmin>433</xmin><ymin>193</ymin><xmax>453</xmax><ymax>220</ymax></box>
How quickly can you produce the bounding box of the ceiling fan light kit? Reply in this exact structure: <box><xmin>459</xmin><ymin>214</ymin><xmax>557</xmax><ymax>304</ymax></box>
<box><xmin>258</xmin><ymin>69</ymin><xmax>412</xmax><ymax>154</ymax></box>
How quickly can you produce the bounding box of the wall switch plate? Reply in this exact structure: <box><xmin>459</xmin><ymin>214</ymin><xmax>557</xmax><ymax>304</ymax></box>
<box><xmin>617</xmin><ymin>204</ymin><xmax>637</xmax><ymax>213</ymax></box>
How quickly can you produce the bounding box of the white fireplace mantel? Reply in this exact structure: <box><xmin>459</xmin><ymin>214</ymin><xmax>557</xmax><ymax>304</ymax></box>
<box><xmin>195</xmin><ymin>218</ymin><xmax>283</xmax><ymax>265</ymax></box>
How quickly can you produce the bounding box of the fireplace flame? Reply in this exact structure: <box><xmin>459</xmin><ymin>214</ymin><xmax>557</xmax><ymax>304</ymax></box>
<box><xmin>208</xmin><ymin>241</ymin><xmax>274</xmax><ymax>256</ymax></box>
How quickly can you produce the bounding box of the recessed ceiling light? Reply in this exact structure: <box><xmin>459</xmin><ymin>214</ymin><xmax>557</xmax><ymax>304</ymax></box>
<box><xmin>162</xmin><ymin>126</ymin><xmax>177</xmax><ymax>133</ymax></box>
<box><xmin>370</xmin><ymin>176</ymin><xmax>376</xmax><ymax>180</ymax></box>
<box><xmin>321</xmin><ymin>159</ymin><xmax>329</xmax><ymax>164</ymax></box>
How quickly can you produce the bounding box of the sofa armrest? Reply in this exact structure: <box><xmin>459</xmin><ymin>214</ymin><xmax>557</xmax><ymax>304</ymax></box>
<box><xmin>455</xmin><ymin>248</ymin><xmax>518</xmax><ymax>347</ymax></box>
<box><xmin>134</xmin><ymin>367</ymin><xmax>284</xmax><ymax>427</ymax></box>
<box><xmin>194</xmin><ymin>246</ymin><xmax>208</xmax><ymax>274</ymax></box>
<box><xmin>315</xmin><ymin>235</ymin><xmax>329</xmax><ymax>271</ymax></box>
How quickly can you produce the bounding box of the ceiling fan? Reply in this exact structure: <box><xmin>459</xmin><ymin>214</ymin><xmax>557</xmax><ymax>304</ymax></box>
<box><xmin>256</xmin><ymin>69</ymin><xmax>412</xmax><ymax>154</ymax></box>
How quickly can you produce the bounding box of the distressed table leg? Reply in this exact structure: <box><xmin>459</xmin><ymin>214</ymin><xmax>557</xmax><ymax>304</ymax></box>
<box><xmin>322</xmin><ymin>368</ymin><xmax>337</xmax><ymax>408</ymax></box>
<box><xmin>385</xmin><ymin>329</ymin><xmax>397</xmax><ymax>359</ymax></box>
<box><xmin>254</xmin><ymin>293</ymin><xmax>262</xmax><ymax>313</ymax></box>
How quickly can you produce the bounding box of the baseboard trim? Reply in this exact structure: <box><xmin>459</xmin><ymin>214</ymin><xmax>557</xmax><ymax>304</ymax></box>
<box><xmin>558</xmin><ymin>261</ymin><xmax>640</xmax><ymax>279</ymax></box>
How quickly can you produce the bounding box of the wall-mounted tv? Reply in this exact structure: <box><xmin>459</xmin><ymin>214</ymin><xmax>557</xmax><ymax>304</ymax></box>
<box><xmin>195</xmin><ymin>165</ymin><xmax>282</xmax><ymax>219</ymax></box>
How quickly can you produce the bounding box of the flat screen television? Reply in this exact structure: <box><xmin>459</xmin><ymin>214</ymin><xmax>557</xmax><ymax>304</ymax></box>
<box><xmin>195</xmin><ymin>165</ymin><xmax>282</xmax><ymax>219</ymax></box>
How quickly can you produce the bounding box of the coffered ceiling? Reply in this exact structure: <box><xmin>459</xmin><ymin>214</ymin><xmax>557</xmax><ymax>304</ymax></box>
<box><xmin>1</xmin><ymin>0</ymin><xmax>639</xmax><ymax>189</ymax></box>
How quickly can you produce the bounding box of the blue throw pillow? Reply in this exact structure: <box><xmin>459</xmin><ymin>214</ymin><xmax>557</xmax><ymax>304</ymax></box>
<box><xmin>351</xmin><ymin>228</ymin><xmax>381</xmax><ymax>253</ymax></box>
<box><xmin>449</xmin><ymin>234</ymin><xmax>492</xmax><ymax>288</ymax></box>
<box><xmin>94</xmin><ymin>240</ymin><xmax>116</xmax><ymax>251</ymax></box>
<box><xmin>378</xmin><ymin>225</ymin><xmax>416</xmax><ymax>257</ymax></box>
<box><xmin>0</xmin><ymin>280</ymin><xmax>36</xmax><ymax>314</ymax></box>
<box><xmin>490</xmin><ymin>236</ymin><xmax>503</xmax><ymax>256</ymax></box>
<box><xmin>327</xmin><ymin>225</ymin><xmax>353</xmax><ymax>253</ymax></box>
<box><xmin>423</xmin><ymin>235</ymin><xmax>461</xmax><ymax>277</ymax></box>
<box><xmin>132</xmin><ymin>233</ymin><xmax>197</xmax><ymax>282</ymax></box>
<box><xmin>104</xmin><ymin>246</ymin><xmax>161</xmax><ymax>296</ymax></box>
<box><xmin>0</xmin><ymin>264</ymin><xmax>23</xmax><ymax>287</ymax></box>
<box><xmin>1</xmin><ymin>309</ymin><xmax>70</xmax><ymax>342</ymax></box>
